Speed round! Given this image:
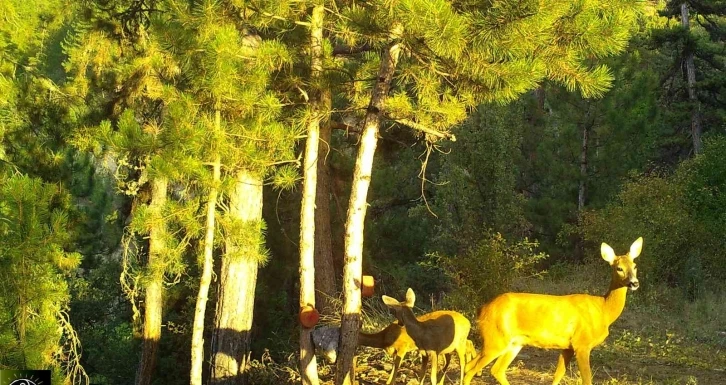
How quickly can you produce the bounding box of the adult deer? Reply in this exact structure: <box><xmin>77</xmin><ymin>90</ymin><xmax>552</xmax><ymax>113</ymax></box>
<box><xmin>464</xmin><ymin>237</ymin><xmax>643</xmax><ymax>385</ymax></box>
<box><xmin>383</xmin><ymin>288</ymin><xmax>471</xmax><ymax>385</ymax></box>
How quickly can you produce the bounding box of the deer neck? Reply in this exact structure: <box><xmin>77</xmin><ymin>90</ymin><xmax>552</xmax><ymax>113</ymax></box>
<box><xmin>603</xmin><ymin>276</ymin><xmax>628</xmax><ymax>325</ymax></box>
<box><xmin>398</xmin><ymin>308</ymin><xmax>425</xmax><ymax>339</ymax></box>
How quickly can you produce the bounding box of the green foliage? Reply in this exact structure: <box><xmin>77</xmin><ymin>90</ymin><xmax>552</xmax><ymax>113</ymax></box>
<box><xmin>683</xmin><ymin>136</ymin><xmax>726</xmax><ymax>228</ymax></box>
<box><xmin>0</xmin><ymin>173</ymin><xmax>81</xmax><ymax>378</ymax></box>
<box><xmin>581</xmin><ymin>138</ymin><xmax>726</xmax><ymax>299</ymax></box>
<box><xmin>424</xmin><ymin>232</ymin><xmax>547</xmax><ymax>312</ymax></box>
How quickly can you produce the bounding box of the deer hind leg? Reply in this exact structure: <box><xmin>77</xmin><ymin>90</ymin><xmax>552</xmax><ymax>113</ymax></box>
<box><xmin>386</xmin><ymin>352</ymin><xmax>403</xmax><ymax>385</ymax></box>
<box><xmin>490</xmin><ymin>345</ymin><xmax>522</xmax><ymax>385</ymax></box>
<box><xmin>437</xmin><ymin>353</ymin><xmax>452</xmax><ymax>385</ymax></box>
<box><xmin>463</xmin><ymin>347</ymin><xmax>505</xmax><ymax>385</ymax></box>
<box><xmin>552</xmin><ymin>349</ymin><xmax>573</xmax><ymax>385</ymax></box>
<box><xmin>575</xmin><ymin>348</ymin><xmax>593</xmax><ymax>385</ymax></box>
<box><xmin>456</xmin><ymin>344</ymin><xmax>467</xmax><ymax>385</ymax></box>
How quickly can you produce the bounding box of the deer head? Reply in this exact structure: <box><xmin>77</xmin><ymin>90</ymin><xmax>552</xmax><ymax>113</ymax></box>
<box><xmin>601</xmin><ymin>237</ymin><xmax>642</xmax><ymax>291</ymax></box>
<box><xmin>381</xmin><ymin>288</ymin><xmax>416</xmax><ymax>325</ymax></box>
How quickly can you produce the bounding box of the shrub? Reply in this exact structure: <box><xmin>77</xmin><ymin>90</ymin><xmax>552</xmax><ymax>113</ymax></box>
<box><xmin>581</xmin><ymin>137</ymin><xmax>726</xmax><ymax>299</ymax></box>
<box><xmin>423</xmin><ymin>232</ymin><xmax>547</xmax><ymax>313</ymax></box>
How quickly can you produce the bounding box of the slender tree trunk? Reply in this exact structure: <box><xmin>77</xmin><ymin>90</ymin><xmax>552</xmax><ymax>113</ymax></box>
<box><xmin>681</xmin><ymin>3</ymin><xmax>702</xmax><ymax>155</ymax></box>
<box><xmin>335</xmin><ymin>24</ymin><xmax>404</xmax><ymax>385</ymax></box>
<box><xmin>299</xmin><ymin>4</ymin><xmax>325</xmax><ymax>385</ymax></box>
<box><xmin>314</xmin><ymin>88</ymin><xmax>337</xmax><ymax>315</ymax></box>
<box><xmin>191</xmin><ymin>109</ymin><xmax>222</xmax><ymax>385</ymax></box>
<box><xmin>136</xmin><ymin>177</ymin><xmax>168</xmax><ymax>385</ymax></box>
<box><xmin>578</xmin><ymin>117</ymin><xmax>589</xmax><ymax>212</ymax></box>
<box><xmin>210</xmin><ymin>170</ymin><xmax>263</xmax><ymax>385</ymax></box>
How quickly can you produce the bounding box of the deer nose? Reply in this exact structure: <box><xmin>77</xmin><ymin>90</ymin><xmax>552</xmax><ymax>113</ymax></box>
<box><xmin>628</xmin><ymin>279</ymin><xmax>639</xmax><ymax>290</ymax></box>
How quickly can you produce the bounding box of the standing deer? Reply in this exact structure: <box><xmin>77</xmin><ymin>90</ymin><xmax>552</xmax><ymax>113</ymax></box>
<box><xmin>382</xmin><ymin>288</ymin><xmax>471</xmax><ymax>385</ymax></box>
<box><xmin>464</xmin><ymin>237</ymin><xmax>643</xmax><ymax>385</ymax></box>
<box><xmin>357</xmin><ymin>322</ymin><xmax>418</xmax><ymax>385</ymax></box>
<box><xmin>312</xmin><ymin>322</ymin><xmax>418</xmax><ymax>384</ymax></box>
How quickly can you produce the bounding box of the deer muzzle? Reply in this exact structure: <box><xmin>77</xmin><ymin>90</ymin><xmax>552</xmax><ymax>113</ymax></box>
<box><xmin>627</xmin><ymin>279</ymin><xmax>639</xmax><ymax>290</ymax></box>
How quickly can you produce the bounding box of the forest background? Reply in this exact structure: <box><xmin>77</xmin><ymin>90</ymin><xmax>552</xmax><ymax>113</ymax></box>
<box><xmin>1</xmin><ymin>0</ymin><xmax>725</xmax><ymax>384</ymax></box>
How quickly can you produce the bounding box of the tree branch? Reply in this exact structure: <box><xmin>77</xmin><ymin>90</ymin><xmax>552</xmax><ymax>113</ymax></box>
<box><xmin>385</xmin><ymin>116</ymin><xmax>457</xmax><ymax>142</ymax></box>
<box><xmin>333</xmin><ymin>42</ymin><xmax>374</xmax><ymax>56</ymax></box>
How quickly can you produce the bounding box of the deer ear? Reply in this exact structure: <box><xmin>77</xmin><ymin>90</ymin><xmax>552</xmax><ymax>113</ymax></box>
<box><xmin>629</xmin><ymin>237</ymin><xmax>643</xmax><ymax>260</ymax></box>
<box><xmin>381</xmin><ymin>295</ymin><xmax>398</xmax><ymax>307</ymax></box>
<box><xmin>601</xmin><ymin>242</ymin><xmax>616</xmax><ymax>264</ymax></box>
<box><xmin>405</xmin><ymin>288</ymin><xmax>416</xmax><ymax>307</ymax></box>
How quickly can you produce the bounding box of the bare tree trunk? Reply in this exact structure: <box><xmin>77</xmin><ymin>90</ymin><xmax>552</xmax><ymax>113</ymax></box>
<box><xmin>335</xmin><ymin>24</ymin><xmax>404</xmax><ymax>385</ymax></box>
<box><xmin>191</xmin><ymin>108</ymin><xmax>222</xmax><ymax>385</ymax></box>
<box><xmin>299</xmin><ymin>4</ymin><xmax>325</xmax><ymax>385</ymax></box>
<box><xmin>681</xmin><ymin>3</ymin><xmax>702</xmax><ymax>155</ymax></box>
<box><xmin>136</xmin><ymin>177</ymin><xmax>168</xmax><ymax>385</ymax></box>
<box><xmin>210</xmin><ymin>170</ymin><xmax>263</xmax><ymax>385</ymax></box>
<box><xmin>315</xmin><ymin>87</ymin><xmax>337</xmax><ymax>314</ymax></box>
<box><xmin>578</xmin><ymin>116</ymin><xmax>589</xmax><ymax>212</ymax></box>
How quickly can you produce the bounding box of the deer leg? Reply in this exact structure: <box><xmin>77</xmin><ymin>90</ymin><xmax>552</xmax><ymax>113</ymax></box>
<box><xmin>437</xmin><ymin>353</ymin><xmax>451</xmax><ymax>385</ymax></box>
<box><xmin>418</xmin><ymin>352</ymin><xmax>429</xmax><ymax>384</ymax></box>
<box><xmin>456</xmin><ymin>344</ymin><xmax>467</xmax><ymax>385</ymax></box>
<box><xmin>552</xmin><ymin>349</ymin><xmax>574</xmax><ymax>385</ymax></box>
<box><xmin>429</xmin><ymin>351</ymin><xmax>439</xmax><ymax>385</ymax></box>
<box><xmin>463</xmin><ymin>348</ymin><xmax>503</xmax><ymax>385</ymax></box>
<box><xmin>575</xmin><ymin>348</ymin><xmax>593</xmax><ymax>385</ymax></box>
<box><xmin>490</xmin><ymin>345</ymin><xmax>522</xmax><ymax>385</ymax></box>
<box><xmin>386</xmin><ymin>353</ymin><xmax>403</xmax><ymax>385</ymax></box>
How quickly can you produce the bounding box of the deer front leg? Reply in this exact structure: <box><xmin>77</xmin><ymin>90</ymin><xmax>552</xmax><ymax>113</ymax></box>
<box><xmin>386</xmin><ymin>353</ymin><xmax>402</xmax><ymax>385</ymax></box>
<box><xmin>552</xmin><ymin>349</ymin><xmax>573</xmax><ymax>385</ymax></box>
<box><xmin>429</xmin><ymin>351</ymin><xmax>438</xmax><ymax>385</ymax></box>
<box><xmin>418</xmin><ymin>352</ymin><xmax>429</xmax><ymax>384</ymax></box>
<box><xmin>575</xmin><ymin>348</ymin><xmax>592</xmax><ymax>385</ymax></box>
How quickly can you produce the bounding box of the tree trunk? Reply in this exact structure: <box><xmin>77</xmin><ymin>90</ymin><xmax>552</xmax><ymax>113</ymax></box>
<box><xmin>136</xmin><ymin>177</ymin><xmax>168</xmax><ymax>385</ymax></box>
<box><xmin>300</xmin><ymin>4</ymin><xmax>325</xmax><ymax>385</ymax></box>
<box><xmin>578</xmin><ymin>113</ymin><xmax>590</xmax><ymax>212</ymax></box>
<box><xmin>191</xmin><ymin>108</ymin><xmax>222</xmax><ymax>385</ymax></box>
<box><xmin>681</xmin><ymin>3</ymin><xmax>702</xmax><ymax>155</ymax></box>
<box><xmin>314</xmin><ymin>85</ymin><xmax>337</xmax><ymax>315</ymax></box>
<box><xmin>210</xmin><ymin>170</ymin><xmax>263</xmax><ymax>385</ymax></box>
<box><xmin>335</xmin><ymin>24</ymin><xmax>404</xmax><ymax>385</ymax></box>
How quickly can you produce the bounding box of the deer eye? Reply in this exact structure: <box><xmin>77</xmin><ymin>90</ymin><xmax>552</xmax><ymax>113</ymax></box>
<box><xmin>616</xmin><ymin>267</ymin><xmax>624</xmax><ymax>272</ymax></box>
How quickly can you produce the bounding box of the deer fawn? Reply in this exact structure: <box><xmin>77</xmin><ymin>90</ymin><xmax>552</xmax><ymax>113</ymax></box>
<box><xmin>383</xmin><ymin>288</ymin><xmax>471</xmax><ymax>385</ymax></box>
<box><xmin>357</xmin><ymin>322</ymin><xmax>418</xmax><ymax>384</ymax></box>
<box><xmin>464</xmin><ymin>237</ymin><xmax>643</xmax><ymax>385</ymax></box>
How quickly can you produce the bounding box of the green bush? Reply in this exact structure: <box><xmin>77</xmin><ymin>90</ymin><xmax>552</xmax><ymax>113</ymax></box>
<box><xmin>424</xmin><ymin>232</ymin><xmax>547</xmax><ymax>313</ymax></box>
<box><xmin>581</xmin><ymin>137</ymin><xmax>726</xmax><ymax>299</ymax></box>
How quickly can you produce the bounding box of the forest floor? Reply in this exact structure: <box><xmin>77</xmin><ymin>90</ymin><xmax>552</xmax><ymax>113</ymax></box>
<box><xmin>257</xmin><ymin>310</ymin><xmax>725</xmax><ymax>385</ymax></box>
<box><xmin>254</xmin><ymin>264</ymin><xmax>726</xmax><ymax>385</ymax></box>
<box><xmin>328</xmin><ymin>331</ymin><xmax>726</xmax><ymax>385</ymax></box>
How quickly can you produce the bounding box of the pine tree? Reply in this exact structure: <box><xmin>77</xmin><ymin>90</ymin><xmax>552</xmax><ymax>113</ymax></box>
<box><xmin>654</xmin><ymin>1</ymin><xmax>726</xmax><ymax>156</ymax></box>
<box><xmin>330</xmin><ymin>1</ymin><xmax>644</xmax><ymax>382</ymax></box>
<box><xmin>298</xmin><ymin>3</ymin><xmax>327</xmax><ymax>384</ymax></box>
<box><xmin>150</xmin><ymin>2</ymin><xmax>297</xmax><ymax>384</ymax></box>
<box><xmin>0</xmin><ymin>1</ymin><xmax>90</xmax><ymax>383</ymax></box>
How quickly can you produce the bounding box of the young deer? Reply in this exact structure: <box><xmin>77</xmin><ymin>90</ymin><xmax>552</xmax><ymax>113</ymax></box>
<box><xmin>464</xmin><ymin>237</ymin><xmax>643</xmax><ymax>385</ymax></box>
<box><xmin>382</xmin><ymin>288</ymin><xmax>471</xmax><ymax>385</ymax></box>
<box><xmin>357</xmin><ymin>322</ymin><xmax>418</xmax><ymax>385</ymax></box>
<box><xmin>311</xmin><ymin>322</ymin><xmax>418</xmax><ymax>384</ymax></box>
